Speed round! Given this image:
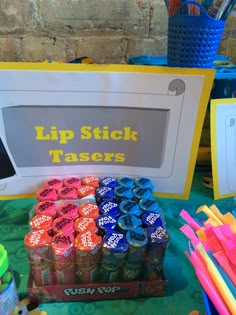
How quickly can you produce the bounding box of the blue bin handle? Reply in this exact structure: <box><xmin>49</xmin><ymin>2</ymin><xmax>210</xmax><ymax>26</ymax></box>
<box><xmin>174</xmin><ymin>0</ymin><xmax>209</xmax><ymax>17</ymax></box>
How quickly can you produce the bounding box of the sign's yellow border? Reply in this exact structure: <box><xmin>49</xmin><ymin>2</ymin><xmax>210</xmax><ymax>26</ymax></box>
<box><xmin>211</xmin><ymin>98</ymin><xmax>236</xmax><ymax>200</ymax></box>
<box><xmin>0</xmin><ymin>63</ymin><xmax>215</xmax><ymax>200</ymax></box>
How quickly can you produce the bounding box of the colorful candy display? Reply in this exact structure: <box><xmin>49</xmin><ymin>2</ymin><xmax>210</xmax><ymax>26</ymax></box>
<box><xmin>25</xmin><ymin>176</ymin><xmax>169</xmax><ymax>286</ymax></box>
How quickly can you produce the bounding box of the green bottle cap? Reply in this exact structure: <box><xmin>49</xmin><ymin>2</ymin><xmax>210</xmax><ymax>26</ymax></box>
<box><xmin>0</xmin><ymin>244</ymin><xmax>9</xmax><ymax>277</ymax></box>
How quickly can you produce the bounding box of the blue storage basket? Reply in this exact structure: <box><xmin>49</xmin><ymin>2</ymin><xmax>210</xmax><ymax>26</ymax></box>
<box><xmin>167</xmin><ymin>1</ymin><xmax>226</xmax><ymax>68</ymax></box>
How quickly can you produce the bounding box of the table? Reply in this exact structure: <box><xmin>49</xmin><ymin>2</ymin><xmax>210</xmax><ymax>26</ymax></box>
<box><xmin>1</xmin><ymin>171</ymin><xmax>235</xmax><ymax>315</ymax></box>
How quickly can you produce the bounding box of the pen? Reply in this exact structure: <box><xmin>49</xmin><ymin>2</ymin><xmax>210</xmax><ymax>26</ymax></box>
<box><xmin>221</xmin><ymin>0</ymin><xmax>236</xmax><ymax>20</ymax></box>
<box><xmin>209</xmin><ymin>0</ymin><xmax>225</xmax><ymax>18</ymax></box>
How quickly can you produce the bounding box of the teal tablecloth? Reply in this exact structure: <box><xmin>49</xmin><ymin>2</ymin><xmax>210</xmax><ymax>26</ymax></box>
<box><xmin>1</xmin><ymin>171</ymin><xmax>235</xmax><ymax>315</ymax></box>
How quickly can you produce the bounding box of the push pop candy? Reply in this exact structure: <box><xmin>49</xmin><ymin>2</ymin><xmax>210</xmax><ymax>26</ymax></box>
<box><xmin>102</xmin><ymin>231</ymin><xmax>128</xmax><ymax>282</ymax></box>
<box><xmin>134</xmin><ymin>177</ymin><xmax>153</xmax><ymax>190</ymax></box>
<box><xmin>144</xmin><ymin>226</ymin><xmax>170</xmax><ymax>281</ymax></box>
<box><xmin>133</xmin><ymin>187</ymin><xmax>153</xmax><ymax>202</ymax></box>
<box><xmin>95</xmin><ymin>186</ymin><xmax>115</xmax><ymax>205</ymax></box>
<box><xmin>75</xmin><ymin>230</ymin><xmax>102</xmax><ymax>283</ymax></box>
<box><xmin>58</xmin><ymin>187</ymin><xmax>77</xmax><ymax>200</ymax></box>
<box><xmin>114</xmin><ymin>186</ymin><xmax>133</xmax><ymax>203</ymax></box>
<box><xmin>142</xmin><ymin>211</ymin><xmax>164</xmax><ymax>228</ymax></box>
<box><xmin>100</xmin><ymin>177</ymin><xmax>117</xmax><ymax>188</ymax></box>
<box><xmin>78</xmin><ymin>202</ymin><xmax>99</xmax><ymax>219</ymax></box>
<box><xmin>139</xmin><ymin>198</ymin><xmax>159</xmax><ymax>213</ymax></box>
<box><xmin>123</xmin><ymin>227</ymin><xmax>148</xmax><ymax>281</ymax></box>
<box><xmin>74</xmin><ymin>217</ymin><xmax>98</xmax><ymax>234</ymax></box>
<box><xmin>24</xmin><ymin>229</ymin><xmax>53</xmax><ymax>286</ymax></box>
<box><xmin>36</xmin><ymin>188</ymin><xmax>58</xmax><ymax>202</ymax></box>
<box><xmin>51</xmin><ymin>233</ymin><xmax>75</xmax><ymax>285</ymax></box>
<box><xmin>81</xmin><ymin>176</ymin><xmax>99</xmax><ymax>188</ymax></box>
<box><xmin>58</xmin><ymin>202</ymin><xmax>79</xmax><ymax>220</ymax></box>
<box><xmin>52</xmin><ymin>216</ymin><xmax>74</xmax><ymax>235</ymax></box>
<box><xmin>63</xmin><ymin>177</ymin><xmax>82</xmax><ymax>188</ymax></box>
<box><xmin>77</xmin><ymin>185</ymin><xmax>95</xmax><ymax>198</ymax></box>
<box><xmin>96</xmin><ymin>214</ymin><xmax>117</xmax><ymax>236</ymax></box>
<box><xmin>99</xmin><ymin>200</ymin><xmax>120</xmax><ymax>217</ymax></box>
<box><xmin>45</xmin><ymin>178</ymin><xmax>63</xmax><ymax>190</ymax></box>
<box><xmin>117</xmin><ymin>176</ymin><xmax>134</xmax><ymax>189</ymax></box>
<box><xmin>30</xmin><ymin>214</ymin><xmax>53</xmax><ymax>231</ymax></box>
<box><xmin>119</xmin><ymin>200</ymin><xmax>142</xmax><ymax>216</ymax></box>
<box><xmin>35</xmin><ymin>201</ymin><xmax>57</xmax><ymax>219</ymax></box>
<box><xmin>118</xmin><ymin>213</ymin><xmax>142</xmax><ymax>233</ymax></box>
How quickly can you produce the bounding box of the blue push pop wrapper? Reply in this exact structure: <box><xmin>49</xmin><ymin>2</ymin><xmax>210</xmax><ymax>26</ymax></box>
<box><xmin>134</xmin><ymin>177</ymin><xmax>153</xmax><ymax>190</ymax></box>
<box><xmin>144</xmin><ymin>226</ymin><xmax>170</xmax><ymax>281</ymax></box>
<box><xmin>99</xmin><ymin>200</ymin><xmax>120</xmax><ymax>217</ymax></box>
<box><xmin>142</xmin><ymin>211</ymin><xmax>163</xmax><ymax>228</ymax></box>
<box><xmin>103</xmin><ymin>230</ymin><xmax>128</xmax><ymax>254</ymax></box>
<box><xmin>102</xmin><ymin>230</ymin><xmax>128</xmax><ymax>266</ymax></box>
<box><xmin>117</xmin><ymin>176</ymin><xmax>134</xmax><ymax>189</ymax></box>
<box><xmin>139</xmin><ymin>198</ymin><xmax>159</xmax><ymax>213</ymax></box>
<box><xmin>118</xmin><ymin>214</ymin><xmax>142</xmax><ymax>233</ymax></box>
<box><xmin>100</xmin><ymin>177</ymin><xmax>117</xmax><ymax>188</ymax></box>
<box><xmin>96</xmin><ymin>214</ymin><xmax>117</xmax><ymax>234</ymax></box>
<box><xmin>95</xmin><ymin>186</ymin><xmax>115</xmax><ymax>205</ymax></box>
<box><xmin>133</xmin><ymin>187</ymin><xmax>153</xmax><ymax>202</ymax></box>
<box><xmin>119</xmin><ymin>200</ymin><xmax>142</xmax><ymax>216</ymax></box>
<box><xmin>114</xmin><ymin>186</ymin><xmax>133</xmax><ymax>203</ymax></box>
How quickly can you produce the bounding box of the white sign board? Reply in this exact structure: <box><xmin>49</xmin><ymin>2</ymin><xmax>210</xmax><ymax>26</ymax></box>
<box><xmin>0</xmin><ymin>63</ymin><xmax>214</xmax><ymax>199</ymax></box>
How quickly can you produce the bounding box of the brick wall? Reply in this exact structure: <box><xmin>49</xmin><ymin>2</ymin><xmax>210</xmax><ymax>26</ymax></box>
<box><xmin>0</xmin><ymin>0</ymin><xmax>168</xmax><ymax>63</ymax></box>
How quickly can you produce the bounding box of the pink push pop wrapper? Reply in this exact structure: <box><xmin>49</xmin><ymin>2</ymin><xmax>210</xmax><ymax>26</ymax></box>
<box><xmin>74</xmin><ymin>217</ymin><xmax>98</xmax><ymax>234</ymax></box>
<box><xmin>77</xmin><ymin>185</ymin><xmax>96</xmax><ymax>198</ymax></box>
<box><xmin>78</xmin><ymin>202</ymin><xmax>99</xmax><ymax>219</ymax></box>
<box><xmin>81</xmin><ymin>176</ymin><xmax>99</xmax><ymax>188</ymax></box>
<box><xmin>51</xmin><ymin>233</ymin><xmax>75</xmax><ymax>285</ymax></box>
<box><xmin>63</xmin><ymin>177</ymin><xmax>82</xmax><ymax>188</ymax></box>
<box><xmin>58</xmin><ymin>202</ymin><xmax>79</xmax><ymax>220</ymax></box>
<box><xmin>35</xmin><ymin>201</ymin><xmax>57</xmax><ymax>219</ymax></box>
<box><xmin>52</xmin><ymin>216</ymin><xmax>74</xmax><ymax>235</ymax></box>
<box><xmin>30</xmin><ymin>214</ymin><xmax>53</xmax><ymax>231</ymax></box>
<box><xmin>45</xmin><ymin>178</ymin><xmax>63</xmax><ymax>190</ymax></box>
<box><xmin>36</xmin><ymin>188</ymin><xmax>58</xmax><ymax>202</ymax></box>
<box><xmin>58</xmin><ymin>187</ymin><xmax>77</xmax><ymax>200</ymax></box>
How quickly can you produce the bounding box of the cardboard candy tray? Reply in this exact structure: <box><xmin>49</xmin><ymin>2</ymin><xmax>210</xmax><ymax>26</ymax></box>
<box><xmin>27</xmin><ymin>271</ymin><xmax>167</xmax><ymax>302</ymax></box>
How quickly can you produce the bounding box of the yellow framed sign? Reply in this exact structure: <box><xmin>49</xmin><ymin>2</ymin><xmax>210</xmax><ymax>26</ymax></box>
<box><xmin>0</xmin><ymin>63</ymin><xmax>214</xmax><ymax>200</ymax></box>
<box><xmin>211</xmin><ymin>98</ymin><xmax>236</xmax><ymax>199</ymax></box>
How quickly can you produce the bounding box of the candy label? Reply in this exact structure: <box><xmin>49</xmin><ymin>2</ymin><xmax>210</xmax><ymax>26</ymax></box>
<box><xmin>40</xmin><ymin>189</ymin><xmax>54</xmax><ymax>198</ymax></box>
<box><xmin>81</xmin><ymin>231</ymin><xmax>94</xmax><ymax>248</ymax></box>
<box><xmin>106</xmin><ymin>233</ymin><xmax>124</xmax><ymax>249</ymax></box>
<box><xmin>96</xmin><ymin>187</ymin><xmax>112</xmax><ymax>197</ymax></box>
<box><xmin>27</xmin><ymin>230</ymin><xmax>46</xmax><ymax>246</ymax></box>
<box><xmin>54</xmin><ymin>217</ymin><xmax>73</xmax><ymax>231</ymax></box>
<box><xmin>100</xmin><ymin>177</ymin><xmax>116</xmax><ymax>187</ymax></box>
<box><xmin>129</xmin><ymin>230</ymin><xmax>146</xmax><ymax>242</ymax></box>
<box><xmin>98</xmin><ymin>216</ymin><xmax>116</xmax><ymax>225</ymax></box>
<box><xmin>75</xmin><ymin>218</ymin><xmax>96</xmax><ymax>233</ymax></box>
<box><xmin>66</xmin><ymin>178</ymin><xmax>81</xmax><ymax>185</ymax></box>
<box><xmin>36</xmin><ymin>201</ymin><xmax>55</xmax><ymax>212</ymax></box>
<box><xmin>61</xmin><ymin>187</ymin><xmax>74</xmax><ymax>195</ymax></box>
<box><xmin>101</xmin><ymin>202</ymin><xmax>118</xmax><ymax>213</ymax></box>
<box><xmin>30</xmin><ymin>215</ymin><xmax>52</xmax><ymax>229</ymax></box>
<box><xmin>150</xmin><ymin>227</ymin><xmax>167</xmax><ymax>240</ymax></box>
<box><xmin>145</xmin><ymin>213</ymin><xmax>161</xmax><ymax>225</ymax></box>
